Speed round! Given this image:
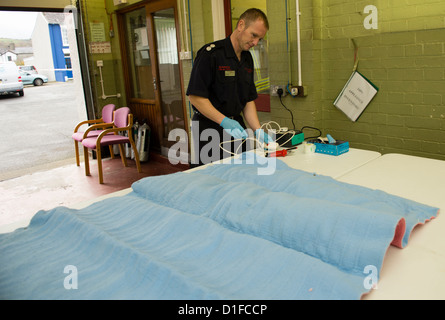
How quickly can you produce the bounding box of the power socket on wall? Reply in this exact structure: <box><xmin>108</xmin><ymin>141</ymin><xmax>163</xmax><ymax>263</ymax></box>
<box><xmin>271</xmin><ymin>85</ymin><xmax>287</xmax><ymax>97</ymax></box>
<box><xmin>290</xmin><ymin>86</ymin><xmax>308</xmax><ymax>97</ymax></box>
<box><xmin>271</xmin><ymin>85</ymin><xmax>308</xmax><ymax>97</ymax></box>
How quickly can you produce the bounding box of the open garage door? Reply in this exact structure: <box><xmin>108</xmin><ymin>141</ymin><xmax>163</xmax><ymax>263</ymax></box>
<box><xmin>0</xmin><ymin>3</ymin><xmax>93</xmax><ymax>180</ymax></box>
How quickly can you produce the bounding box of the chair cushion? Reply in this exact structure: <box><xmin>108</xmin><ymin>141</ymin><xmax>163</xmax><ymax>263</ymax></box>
<box><xmin>102</xmin><ymin>104</ymin><xmax>116</xmax><ymax>123</ymax></box>
<box><xmin>82</xmin><ymin>135</ymin><xmax>130</xmax><ymax>149</ymax></box>
<box><xmin>72</xmin><ymin>130</ymin><xmax>113</xmax><ymax>142</ymax></box>
<box><xmin>114</xmin><ymin>107</ymin><xmax>130</xmax><ymax>127</ymax></box>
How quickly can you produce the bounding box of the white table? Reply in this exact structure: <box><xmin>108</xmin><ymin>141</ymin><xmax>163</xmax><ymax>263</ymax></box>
<box><xmin>194</xmin><ymin>147</ymin><xmax>381</xmax><ymax>179</ymax></box>
<box><xmin>280</xmin><ymin>147</ymin><xmax>381</xmax><ymax>179</ymax></box>
<box><xmin>338</xmin><ymin>153</ymin><xmax>445</xmax><ymax>300</ymax></box>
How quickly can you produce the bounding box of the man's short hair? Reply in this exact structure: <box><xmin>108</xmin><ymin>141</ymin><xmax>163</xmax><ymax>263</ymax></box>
<box><xmin>238</xmin><ymin>8</ymin><xmax>269</xmax><ymax>30</ymax></box>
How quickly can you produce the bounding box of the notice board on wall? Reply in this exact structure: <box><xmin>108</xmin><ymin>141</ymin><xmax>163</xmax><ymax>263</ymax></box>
<box><xmin>334</xmin><ymin>71</ymin><xmax>378</xmax><ymax>122</ymax></box>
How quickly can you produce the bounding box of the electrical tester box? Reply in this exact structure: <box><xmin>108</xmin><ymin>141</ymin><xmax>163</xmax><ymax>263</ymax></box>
<box><xmin>309</xmin><ymin>140</ymin><xmax>350</xmax><ymax>156</ymax></box>
<box><xmin>276</xmin><ymin>131</ymin><xmax>305</xmax><ymax>148</ymax></box>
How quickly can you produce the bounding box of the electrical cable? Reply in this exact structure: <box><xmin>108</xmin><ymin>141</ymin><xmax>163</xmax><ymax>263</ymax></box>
<box><xmin>219</xmin><ymin>137</ymin><xmax>264</xmax><ymax>157</ymax></box>
<box><xmin>260</xmin><ymin>121</ymin><xmax>296</xmax><ymax>147</ymax></box>
<box><xmin>279</xmin><ymin>95</ymin><xmax>296</xmax><ymax>131</ymax></box>
<box><xmin>301</xmin><ymin>126</ymin><xmax>322</xmax><ymax>141</ymax></box>
<box><xmin>218</xmin><ymin>87</ymin><xmax>324</xmax><ymax>157</ymax></box>
<box><xmin>277</xmin><ymin>89</ymin><xmax>296</xmax><ymax>130</ymax></box>
<box><xmin>218</xmin><ymin>120</ymin><xmax>302</xmax><ymax>158</ymax></box>
<box><xmin>276</xmin><ymin>89</ymin><xmax>323</xmax><ymax>142</ymax></box>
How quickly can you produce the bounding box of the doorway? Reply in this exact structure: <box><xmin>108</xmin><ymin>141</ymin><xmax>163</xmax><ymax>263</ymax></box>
<box><xmin>118</xmin><ymin>0</ymin><xmax>187</xmax><ymax>158</ymax></box>
<box><xmin>0</xmin><ymin>9</ymin><xmax>88</xmax><ymax>181</ymax></box>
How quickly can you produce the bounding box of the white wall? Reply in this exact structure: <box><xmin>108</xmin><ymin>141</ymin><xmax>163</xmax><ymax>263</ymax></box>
<box><xmin>31</xmin><ymin>13</ymin><xmax>55</xmax><ymax>81</ymax></box>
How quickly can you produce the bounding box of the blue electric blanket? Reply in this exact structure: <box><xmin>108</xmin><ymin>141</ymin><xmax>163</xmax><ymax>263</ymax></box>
<box><xmin>0</xmin><ymin>154</ymin><xmax>439</xmax><ymax>300</ymax></box>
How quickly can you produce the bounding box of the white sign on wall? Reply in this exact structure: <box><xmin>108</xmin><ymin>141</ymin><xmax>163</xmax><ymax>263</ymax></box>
<box><xmin>334</xmin><ymin>71</ymin><xmax>378</xmax><ymax>122</ymax></box>
<box><xmin>89</xmin><ymin>42</ymin><xmax>112</xmax><ymax>54</ymax></box>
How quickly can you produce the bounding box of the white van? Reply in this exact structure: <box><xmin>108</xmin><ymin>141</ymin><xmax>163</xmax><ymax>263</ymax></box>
<box><xmin>0</xmin><ymin>62</ymin><xmax>24</xmax><ymax>97</ymax></box>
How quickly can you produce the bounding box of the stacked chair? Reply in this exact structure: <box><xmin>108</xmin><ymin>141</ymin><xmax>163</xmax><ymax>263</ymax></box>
<box><xmin>72</xmin><ymin>104</ymin><xmax>116</xmax><ymax>167</ymax></box>
<box><xmin>81</xmin><ymin>107</ymin><xmax>141</xmax><ymax>184</ymax></box>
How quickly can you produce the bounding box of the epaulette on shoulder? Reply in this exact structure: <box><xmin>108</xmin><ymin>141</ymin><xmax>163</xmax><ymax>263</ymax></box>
<box><xmin>197</xmin><ymin>40</ymin><xmax>224</xmax><ymax>55</ymax></box>
<box><xmin>204</xmin><ymin>43</ymin><xmax>217</xmax><ymax>52</ymax></box>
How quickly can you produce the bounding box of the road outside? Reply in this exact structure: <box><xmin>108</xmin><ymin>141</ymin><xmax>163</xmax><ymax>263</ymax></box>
<box><xmin>0</xmin><ymin>81</ymin><xmax>84</xmax><ymax>181</ymax></box>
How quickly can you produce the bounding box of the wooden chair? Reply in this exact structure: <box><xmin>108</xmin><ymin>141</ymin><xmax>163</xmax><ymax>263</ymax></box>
<box><xmin>72</xmin><ymin>104</ymin><xmax>115</xmax><ymax>166</ymax></box>
<box><xmin>81</xmin><ymin>107</ymin><xmax>141</xmax><ymax>184</ymax></box>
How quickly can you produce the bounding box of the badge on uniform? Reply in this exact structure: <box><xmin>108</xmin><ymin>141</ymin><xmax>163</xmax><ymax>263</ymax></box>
<box><xmin>225</xmin><ymin>70</ymin><xmax>235</xmax><ymax>77</ymax></box>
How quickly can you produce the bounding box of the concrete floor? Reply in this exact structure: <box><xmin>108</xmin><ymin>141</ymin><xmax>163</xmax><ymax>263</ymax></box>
<box><xmin>0</xmin><ymin>154</ymin><xmax>189</xmax><ymax>231</ymax></box>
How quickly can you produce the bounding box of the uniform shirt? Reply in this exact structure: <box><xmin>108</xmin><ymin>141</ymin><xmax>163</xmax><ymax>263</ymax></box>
<box><xmin>186</xmin><ymin>36</ymin><xmax>258</xmax><ymax>118</ymax></box>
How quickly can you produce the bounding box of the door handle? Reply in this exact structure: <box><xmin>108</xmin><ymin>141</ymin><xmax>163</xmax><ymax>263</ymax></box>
<box><xmin>153</xmin><ymin>78</ymin><xmax>157</xmax><ymax>90</ymax></box>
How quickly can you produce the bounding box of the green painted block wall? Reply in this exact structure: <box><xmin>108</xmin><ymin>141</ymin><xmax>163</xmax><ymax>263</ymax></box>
<box><xmin>80</xmin><ymin>0</ymin><xmax>124</xmax><ymax>117</ymax></box>
<box><xmin>321</xmin><ymin>29</ymin><xmax>445</xmax><ymax>158</ymax></box>
<box><xmin>266</xmin><ymin>0</ymin><xmax>323</xmax><ymax>133</ymax></box>
<box><xmin>266</xmin><ymin>0</ymin><xmax>445</xmax><ymax>160</ymax></box>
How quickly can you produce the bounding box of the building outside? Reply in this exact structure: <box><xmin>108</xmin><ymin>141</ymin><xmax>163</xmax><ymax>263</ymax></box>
<box><xmin>29</xmin><ymin>12</ymin><xmax>72</xmax><ymax>82</ymax></box>
<box><xmin>0</xmin><ymin>48</ymin><xmax>17</xmax><ymax>62</ymax></box>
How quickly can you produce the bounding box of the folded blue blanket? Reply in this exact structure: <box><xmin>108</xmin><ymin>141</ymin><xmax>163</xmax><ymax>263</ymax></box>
<box><xmin>0</xmin><ymin>155</ymin><xmax>438</xmax><ymax>300</ymax></box>
<box><xmin>198</xmin><ymin>153</ymin><xmax>437</xmax><ymax>248</ymax></box>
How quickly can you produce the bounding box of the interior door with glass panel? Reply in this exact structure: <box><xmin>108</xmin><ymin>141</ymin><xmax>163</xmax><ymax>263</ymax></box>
<box><xmin>149</xmin><ymin>4</ymin><xmax>187</xmax><ymax>158</ymax></box>
<box><xmin>119</xmin><ymin>0</ymin><xmax>187</xmax><ymax>156</ymax></box>
<box><xmin>125</xmin><ymin>8</ymin><xmax>153</xmax><ymax>101</ymax></box>
<box><xmin>121</xmin><ymin>5</ymin><xmax>160</xmax><ymax>152</ymax></box>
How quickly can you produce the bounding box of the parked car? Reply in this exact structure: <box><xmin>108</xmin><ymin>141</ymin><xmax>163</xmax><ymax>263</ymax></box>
<box><xmin>18</xmin><ymin>65</ymin><xmax>38</xmax><ymax>74</ymax></box>
<box><xmin>0</xmin><ymin>62</ymin><xmax>24</xmax><ymax>97</ymax></box>
<box><xmin>19</xmin><ymin>70</ymin><xmax>48</xmax><ymax>86</ymax></box>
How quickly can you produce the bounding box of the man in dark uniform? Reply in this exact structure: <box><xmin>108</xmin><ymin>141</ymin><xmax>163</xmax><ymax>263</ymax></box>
<box><xmin>187</xmin><ymin>8</ymin><xmax>271</xmax><ymax>167</ymax></box>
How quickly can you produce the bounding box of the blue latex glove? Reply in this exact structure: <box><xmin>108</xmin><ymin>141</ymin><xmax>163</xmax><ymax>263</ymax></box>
<box><xmin>255</xmin><ymin>129</ymin><xmax>273</xmax><ymax>145</ymax></box>
<box><xmin>220</xmin><ymin>117</ymin><xmax>248</xmax><ymax>139</ymax></box>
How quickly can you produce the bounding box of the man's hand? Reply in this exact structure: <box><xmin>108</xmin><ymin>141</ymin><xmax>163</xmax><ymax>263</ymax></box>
<box><xmin>220</xmin><ymin>117</ymin><xmax>248</xmax><ymax>140</ymax></box>
<box><xmin>255</xmin><ymin>129</ymin><xmax>273</xmax><ymax>145</ymax></box>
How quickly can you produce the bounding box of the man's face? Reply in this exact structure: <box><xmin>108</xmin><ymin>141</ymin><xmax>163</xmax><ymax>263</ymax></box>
<box><xmin>237</xmin><ymin>19</ymin><xmax>268</xmax><ymax>51</ymax></box>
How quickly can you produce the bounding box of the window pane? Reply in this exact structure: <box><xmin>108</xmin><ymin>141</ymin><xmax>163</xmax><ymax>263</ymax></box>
<box><xmin>124</xmin><ymin>7</ymin><xmax>154</xmax><ymax>100</ymax></box>
<box><xmin>153</xmin><ymin>8</ymin><xmax>185</xmax><ymax>140</ymax></box>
